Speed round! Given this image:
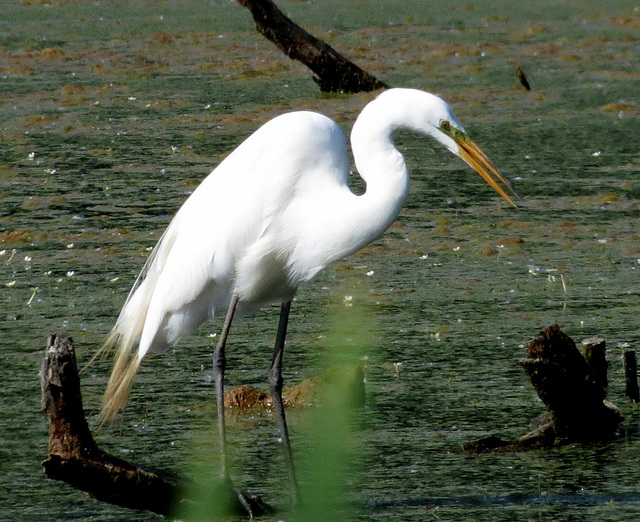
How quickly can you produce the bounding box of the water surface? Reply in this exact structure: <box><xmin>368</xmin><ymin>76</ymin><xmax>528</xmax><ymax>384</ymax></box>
<box><xmin>2</xmin><ymin>0</ymin><xmax>640</xmax><ymax>520</ymax></box>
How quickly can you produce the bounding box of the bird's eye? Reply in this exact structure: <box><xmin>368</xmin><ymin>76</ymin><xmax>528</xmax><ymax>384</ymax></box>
<box><xmin>440</xmin><ymin>120</ymin><xmax>451</xmax><ymax>132</ymax></box>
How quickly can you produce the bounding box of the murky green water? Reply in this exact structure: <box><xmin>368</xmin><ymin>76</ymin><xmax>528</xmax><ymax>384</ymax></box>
<box><xmin>2</xmin><ymin>0</ymin><xmax>640</xmax><ymax>520</ymax></box>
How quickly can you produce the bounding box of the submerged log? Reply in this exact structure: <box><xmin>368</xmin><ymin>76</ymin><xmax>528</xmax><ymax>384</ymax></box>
<box><xmin>236</xmin><ymin>0</ymin><xmax>388</xmax><ymax>93</ymax></box>
<box><xmin>40</xmin><ymin>333</ymin><xmax>270</xmax><ymax>517</ymax></box>
<box><xmin>453</xmin><ymin>423</ymin><xmax>556</xmax><ymax>454</ymax></box>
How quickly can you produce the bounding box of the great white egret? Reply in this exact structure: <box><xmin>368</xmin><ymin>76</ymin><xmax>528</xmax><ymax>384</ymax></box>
<box><xmin>99</xmin><ymin>88</ymin><xmax>518</xmax><ymax>504</ymax></box>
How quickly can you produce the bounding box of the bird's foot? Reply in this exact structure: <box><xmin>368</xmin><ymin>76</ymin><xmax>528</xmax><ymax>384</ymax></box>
<box><xmin>214</xmin><ymin>477</ymin><xmax>274</xmax><ymax>518</ymax></box>
<box><xmin>232</xmin><ymin>484</ymin><xmax>274</xmax><ymax>518</ymax></box>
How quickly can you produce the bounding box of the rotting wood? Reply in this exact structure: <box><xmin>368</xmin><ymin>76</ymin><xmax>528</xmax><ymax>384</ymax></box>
<box><xmin>453</xmin><ymin>422</ymin><xmax>557</xmax><ymax>454</ymax></box>
<box><xmin>453</xmin><ymin>419</ymin><xmax>556</xmax><ymax>454</ymax></box>
<box><xmin>521</xmin><ymin>325</ymin><xmax>623</xmax><ymax>440</ymax></box>
<box><xmin>458</xmin><ymin>325</ymin><xmax>624</xmax><ymax>454</ymax></box>
<box><xmin>581</xmin><ymin>336</ymin><xmax>608</xmax><ymax>389</ymax></box>
<box><xmin>40</xmin><ymin>333</ymin><xmax>271</xmax><ymax>517</ymax></box>
<box><xmin>235</xmin><ymin>0</ymin><xmax>388</xmax><ymax>93</ymax></box>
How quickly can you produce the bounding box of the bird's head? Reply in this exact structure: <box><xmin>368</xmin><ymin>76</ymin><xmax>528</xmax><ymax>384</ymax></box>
<box><xmin>372</xmin><ymin>88</ymin><xmax>520</xmax><ymax>207</ymax></box>
<box><xmin>436</xmin><ymin>115</ymin><xmax>519</xmax><ymax>207</ymax></box>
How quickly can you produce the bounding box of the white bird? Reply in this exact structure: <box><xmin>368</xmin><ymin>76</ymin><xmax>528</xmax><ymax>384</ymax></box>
<box><xmin>99</xmin><ymin>88</ymin><xmax>518</xmax><ymax>504</ymax></box>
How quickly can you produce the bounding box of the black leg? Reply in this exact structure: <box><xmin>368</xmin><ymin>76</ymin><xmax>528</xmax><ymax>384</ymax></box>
<box><xmin>269</xmin><ymin>300</ymin><xmax>301</xmax><ymax>504</ymax></box>
<box><xmin>212</xmin><ymin>295</ymin><xmax>274</xmax><ymax>517</ymax></box>
<box><xmin>213</xmin><ymin>294</ymin><xmax>238</xmax><ymax>478</ymax></box>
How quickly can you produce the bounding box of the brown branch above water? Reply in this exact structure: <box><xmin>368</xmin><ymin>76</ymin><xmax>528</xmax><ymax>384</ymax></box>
<box><xmin>40</xmin><ymin>333</ymin><xmax>271</xmax><ymax>517</ymax></box>
<box><xmin>235</xmin><ymin>0</ymin><xmax>388</xmax><ymax>93</ymax></box>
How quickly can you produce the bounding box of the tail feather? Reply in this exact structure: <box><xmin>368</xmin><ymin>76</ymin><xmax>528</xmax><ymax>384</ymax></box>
<box><xmin>96</xmin><ymin>223</ymin><xmax>180</xmax><ymax>422</ymax></box>
<box><xmin>95</xmin><ymin>279</ymin><xmax>155</xmax><ymax>422</ymax></box>
<box><xmin>98</xmin><ymin>276</ymin><xmax>154</xmax><ymax>422</ymax></box>
<box><xmin>99</xmin><ymin>328</ymin><xmax>143</xmax><ymax>422</ymax></box>
<box><xmin>93</xmin><ymin>336</ymin><xmax>139</xmax><ymax>423</ymax></box>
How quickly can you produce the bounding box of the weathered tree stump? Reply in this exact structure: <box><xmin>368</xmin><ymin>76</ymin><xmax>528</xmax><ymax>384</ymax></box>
<box><xmin>236</xmin><ymin>0</ymin><xmax>388</xmax><ymax>93</ymax></box>
<box><xmin>521</xmin><ymin>325</ymin><xmax>623</xmax><ymax>440</ymax></box>
<box><xmin>40</xmin><ymin>333</ymin><xmax>270</xmax><ymax>517</ymax></box>
<box><xmin>581</xmin><ymin>336</ymin><xmax>608</xmax><ymax>389</ymax></box>
<box><xmin>458</xmin><ymin>325</ymin><xmax>624</xmax><ymax>453</ymax></box>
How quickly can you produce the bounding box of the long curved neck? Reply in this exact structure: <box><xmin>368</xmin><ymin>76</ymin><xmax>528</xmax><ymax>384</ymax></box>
<box><xmin>347</xmin><ymin>98</ymin><xmax>410</xmax><ymax>249</ymax></box>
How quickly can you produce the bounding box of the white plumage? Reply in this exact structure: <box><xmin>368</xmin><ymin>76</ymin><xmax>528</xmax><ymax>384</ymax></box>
<box><xmin>100</xmin><ymin>89</ymin><xmax>517</xmax><ymax>464</ymax></box>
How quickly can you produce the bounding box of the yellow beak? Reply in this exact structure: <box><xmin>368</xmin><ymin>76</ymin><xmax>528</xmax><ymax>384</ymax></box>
<box><xmin>453</xmin><ymin>133</ymin><xmax>520</xmax><ymax>207</ymax></box>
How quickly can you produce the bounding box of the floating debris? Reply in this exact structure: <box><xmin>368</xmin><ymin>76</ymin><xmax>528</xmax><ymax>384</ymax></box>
<box><xmin>516</xmin><ymin>66</ymin><xmax>531</xmax><ymax>90</ymax></box>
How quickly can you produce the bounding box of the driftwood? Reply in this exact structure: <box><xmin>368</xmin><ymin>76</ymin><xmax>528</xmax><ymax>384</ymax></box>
<box><xmin>236</xmin><ymin>0</ymin><xmax>388</xmax><ymax>93</ymax></box>
<box><xmin>458</xmin><ymin>325</ymin><xmax>624</xmax><ymax>454</ymax></box>
<box><xmin>40</xmin><ymin>333</ymin><xmax>271</xmax><ymax>517</ymax></box>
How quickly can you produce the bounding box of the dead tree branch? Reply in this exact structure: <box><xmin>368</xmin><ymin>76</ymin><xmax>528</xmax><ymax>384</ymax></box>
<box><xmin>40</xmin><ymin>333</ymin><xmax>270</xmax><ymax>517</ymax></box>
<box><xmin>236</xmin><ymin>0</ymin><xmax>388</xmax><ymax>92</ymax></box>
